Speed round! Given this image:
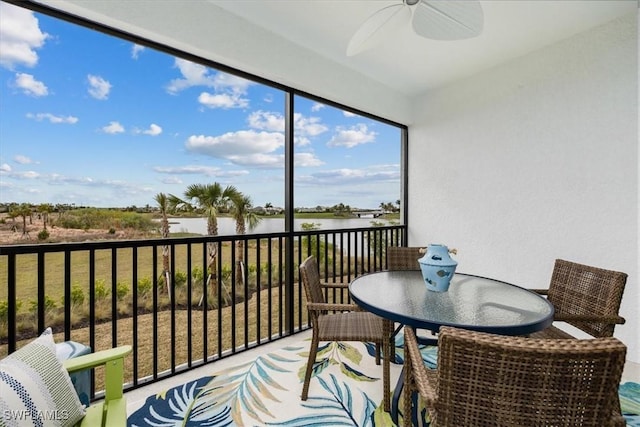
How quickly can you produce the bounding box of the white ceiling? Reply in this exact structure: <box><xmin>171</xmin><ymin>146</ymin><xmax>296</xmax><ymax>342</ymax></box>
<box><xmin>210</xmin><ymin>0</ymin><xmax>635</xmax><ymax>95</ymax></box>
<box><xmin>32</xmin><ymin>0</ymin><xmax>637</xmax><ymax>123</ymax></box>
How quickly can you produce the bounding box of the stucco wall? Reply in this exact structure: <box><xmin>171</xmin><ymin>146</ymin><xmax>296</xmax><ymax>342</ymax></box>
<box><xmin>408</xmin><ymin>12</ymin><xmax>639</xmax><ymax>362</ymax></box>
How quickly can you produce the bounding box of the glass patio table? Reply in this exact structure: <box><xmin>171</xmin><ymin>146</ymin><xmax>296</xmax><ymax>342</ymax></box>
<box><xmin>349</xmin><ymin>270</ymin><xmax>554</xmax><ymax>422</ymax></box>
<box><xmin>349</xmin><ymin>270</ymin><xmax>554</xmax><ymax>336</ymax></box>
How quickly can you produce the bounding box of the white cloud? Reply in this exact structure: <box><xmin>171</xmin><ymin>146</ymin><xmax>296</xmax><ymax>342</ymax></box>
<box><xmin>166</xmin><ymin>59</ymin><xmax>251</xmax><ymax>94</ymax></box>
<box><xmin>198</xmin><ymin>92</ymin><xmax>248</xmax><ymax>109</ymax></box>
<box><xmin>295</xmin><ymin>136</ymin><xmax>311</xmax><ymax>147</ymax></box>
<box><xmin>141</xmin><ymin>124</ymin><xmax>162</xmax><ymax>136</ymax></box>
<box><xmin>160</xmin><ymin>176</ymin><xmax>183</xmax><ymax>184</ymax></box>
<box><xmin>48</xmin><ymin>174</ymin><xmax>94</xmax><ymax>185</ymax></box>
<box><xmin>247</xmin><ymin>111</ymin><xmax>328</xmax><ymax>141</ymax></box>
<box><xmin>226</xmin><ymin>153</ymin><xmax>284</xmax><ymax>168</ymax></box>
<box><xmin>2</xmin><ymin>167</ymin><xmax>159</xmax><ymax>205</ymax></box>
<box><xmin>0</xmin><ymin>3</ymin><xmax>48</xmax><ymax>70</ymax></box>
<box><xmin>295</xmin><ymin>152</ymin><xmax>324</xmax><ymax>167</ymax></box>
<box><xmin>343</xmin><ymin>111</ymin><xmax>359</xmax><ymax>118</ymax></box>
<box><xmin>26</xmin><ymin>112</ymin><xmax>78</xmax><ymax>124</ymax></box>
<box><xmin>87</xmin><ymin>74</ymin><xmax>111</xmax><ymax>100</ymax></box>
<box><xmin>15</xmin><ymin>73</ymin><xmax>48</xmax><ymax>97</ymax></box>
<box><xmin>2</xmin><ymin>170</ymin><xmax>40</xmax><ymax>179</ymax></box>
<box><xmin>213</xmin><ymin>72</ymin><xmax>252</xmax><ymax>92</ymax></box>
<box><xmin>327</xmin><ymin>124</ymin><xmax>376</xmax><ymax>148</ymax></box>
<box><xmin>300</xmin><ymin>166</ymin><xmax>399</xmax><ymax>185</ymax></box>
<box><xmin>166</xmin><ymin>60</ymin><xmax>213</xmax><ymax>93</ymax></box>
<box><xmin>247</xmin><ymin>111</ymin><xmax>283</xmax><ymax>132</ymax></box>
<box><xmin>311</xmin><ymin>103</ymin><xmax>325</xmax><ymax>112</ymax></box>
<box><xmin>185</xmin><ymin>130</ymin><xmax>284</xmax><ymax>168</ymax></box>
<box><xmin>187</xmin><ymin>131</ymin><xmax>283</xmax><ymax>156</ymax></box>
<box><xmin>14</xmin><ymin>155</ymin><xmax>32</xmax><ymax>165</ymax></box>
<box><xmin>167</xmin><ymin>59</ymin><xmax>253</xmax><ymax>110</ymax></box>
<box><xmin>154</xmin><ymin>165</ymin><xmax>249</xmax><ymax>177</ymax></box>
<box><xmin>294</xmin><ymin>113</ymin><xmax>328</xmax><ymax>137</ymax></box>
<box><xmin>102</xmin><ymin>121</ymin><xmax>125</xmax><ymax>134</ymax></box>
<box><xmin>131</xmin><ymin>44</ymin><xmax>145</xmax><ymax>59</ymax></box>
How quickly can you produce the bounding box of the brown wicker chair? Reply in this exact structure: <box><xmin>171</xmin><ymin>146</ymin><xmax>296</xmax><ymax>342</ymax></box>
<box><xmin>386</xmin><ymin>246</ymin><xmax>423</xmax><ymax>270</ymax></box>
<box><xmin>403</xmin><ymin>326</ymin><xmax>627</xmax><ymax>427</ymax></box>
<box><xmin>529</xmin><ymin>259</ymin><xmax>627</xmax><ymax>339</ymax></box>
<box><xmin>299</xmin><ymin>255</ymin><xmax>391</xmax><ymax>411</ymax></box>
<box><xmin>385</xmin><ymin>246</ymin><xmax>424</xmax><ymax>360</ymax></box>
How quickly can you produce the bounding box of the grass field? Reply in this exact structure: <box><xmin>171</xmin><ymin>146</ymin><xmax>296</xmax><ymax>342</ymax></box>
<box><xmin>6</xmin><ymin>281</ymin><xmax>316</xmax><ymax>391</ymax></box>
<box><xmin>0</xmin><ymin>238</ymin><xmax>298</xmax><ymax>339</ymax></box>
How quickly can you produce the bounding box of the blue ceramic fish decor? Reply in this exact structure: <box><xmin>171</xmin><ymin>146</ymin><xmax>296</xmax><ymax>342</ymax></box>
<box><xmin>418</xmin><ymin>244</ymin><xmax>458</xmax><ymax>292</ymax></box>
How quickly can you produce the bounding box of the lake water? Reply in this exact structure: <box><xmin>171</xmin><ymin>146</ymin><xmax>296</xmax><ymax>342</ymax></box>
<box><xmin>169</xmin><ymin>216</ymin><xmax>390</xmax><ymax>236</ymax></box>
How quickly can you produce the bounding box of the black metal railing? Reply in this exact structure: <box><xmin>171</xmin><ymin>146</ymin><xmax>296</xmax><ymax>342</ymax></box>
<box><xmin>0</xmin><ymin>224</ymin><xmax>405</xmax><ymax>397</ymax></box>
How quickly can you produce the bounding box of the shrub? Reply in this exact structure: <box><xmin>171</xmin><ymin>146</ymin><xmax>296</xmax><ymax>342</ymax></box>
<box><xmin>94</xmin><ymin>279</ymin><xmax>110</xmax><ymax>300</ymax></box>
<box><xmin>51</xmin><ymin>208</ymin><xmax>155</xmax><ymax>232</ymax></box>
<box><xmin>191</xmin><ymin>266</ymin><xmax>205</xmax><ymax>284</ymax></box>
<box><xmin>37</xmin><ymin>229</ymin><xmax>50</xmax><ymax>241</ymax></box>
<box><xmin>116</xmin><ymin>282</ymin><xmax>130</xmax><ymax>300</ymax></box>
<box><xmin>28</xmin><ymin>295</ymin><xmax>57</xmax><ymax>313</ymax></box>
<box><xmin>174</xmin><ymin>271</ymin><xmax>188</xmax><ymax>288</ymax></box>
<box><xmin>70</xmin><ymin>285</ymin><xmax>85</xmax><ymax>306</ymax></box>
<box><xmin>0</xmin><ymin>300</ymin><xmax>7</xmax><ymax>323</ymax></box>
<box><xmin>137</xmin><ymin>277</ymin><xmax>153</xmax><ymax>297</ymax></box>
<box><xmin>0</xmin><ymin>300</ymin><xmax>23</xmax><ymax>324</ymax></box>
<box><xmin>119</xmin><ymin>212</ymin><xmax>156</xmax><ymax>231</ymax></box>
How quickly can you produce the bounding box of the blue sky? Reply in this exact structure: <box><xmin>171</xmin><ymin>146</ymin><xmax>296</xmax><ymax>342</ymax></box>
<box><xmin>0</xmin><ymin>2</ymin><xmax>401</xmax><ymax>210</ymax></box>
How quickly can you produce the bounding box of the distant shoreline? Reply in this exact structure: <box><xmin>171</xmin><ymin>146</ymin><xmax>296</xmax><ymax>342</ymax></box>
<box><xmin>0</xmin><ymin>212</ymin><xmax>399</xmax><ymax>245</ymax></box>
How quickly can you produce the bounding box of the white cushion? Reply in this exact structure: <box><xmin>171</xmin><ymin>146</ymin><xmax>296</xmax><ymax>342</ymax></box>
<box><xmin>0</xmin><ymin>328</ymin><xmax>86</xmax><ymax>427</ymax></box>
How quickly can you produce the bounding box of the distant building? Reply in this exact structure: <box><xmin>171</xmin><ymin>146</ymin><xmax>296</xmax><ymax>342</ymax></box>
<box><xmin>252</xmin><ymin>206</ymin><xmax>284</xmax><ymax>215</ymax></box>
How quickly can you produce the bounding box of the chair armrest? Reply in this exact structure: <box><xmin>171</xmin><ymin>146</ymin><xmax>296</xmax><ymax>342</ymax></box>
<box><xmin>404</xmin><ymin>327</ymin><xmax>437</xmax><ymax>405</ymax></box>
<box><xmin>64</xmin><ymin>345</ymin><xmax>132</xmax><ymax>402</ymax></box>
<box><xmin>554</xmin><ymin>314</ymin><xmax>625</xmax><ymax>324</ymax></box>
<box><xmin>319</xmin><ymin>282</ymin><xmax>349</xmax><ymax>289</ymax></box>
<box><xmin>63</xmin><ymin>345</ymin><xmax>132</xmax><ymax>373</ymax></box>
<box><xmin>306</xmin><ymin>302</ymin><xmax>361</xmax><ymax>312</ymax></box>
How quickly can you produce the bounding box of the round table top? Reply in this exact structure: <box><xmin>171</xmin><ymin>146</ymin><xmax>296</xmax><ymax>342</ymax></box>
<box><xmin>349</xmin><ymin>270</ymin><xmax>554</xmax><ymax>336</ymax></box>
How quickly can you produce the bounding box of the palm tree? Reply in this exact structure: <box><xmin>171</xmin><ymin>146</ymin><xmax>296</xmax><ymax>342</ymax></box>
<box><xmin>230</xmin><ymin>192</ymin><xmax>261</xmax><ymax>288</ymax></box>
<box><xmin>16</xmin><ymin>203</ymin><xmax>32</xmax><ymax>238</ymax></box>
<box><xmin>55</xmin><ymin>203</ymin><xmax>67</xmax><ymax>221</ymax></box>
<box><xmin>37</xmin><ymin>203</ymin><xmax>52</xmax><ymax>231</ymax></box>
<box><xmin>7</xmin><ymin>204</ymin><xmax>19</xmax><ymax>232</ymax></box>
<box><xmin>174</xmin><ymin>183</ymin><xmax>239</xmax><ymax>305</ymax></box>
<box><xmin>154</xmin><ymin>193</ymin><xmax>172</xmax><ymax>297</ymax></box>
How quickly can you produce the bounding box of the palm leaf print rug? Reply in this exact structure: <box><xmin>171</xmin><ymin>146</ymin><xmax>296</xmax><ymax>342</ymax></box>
<box><xmin>128</xmin><ymin>337</ymin><xmax>640</xmax><ymax>426</ymax></box>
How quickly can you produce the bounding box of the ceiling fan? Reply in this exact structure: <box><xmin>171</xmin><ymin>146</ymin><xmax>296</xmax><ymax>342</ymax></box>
<box><xmin>347</xmin><ymin>0</ymin><xmax>484</xmax><ymax>56</ymax></box>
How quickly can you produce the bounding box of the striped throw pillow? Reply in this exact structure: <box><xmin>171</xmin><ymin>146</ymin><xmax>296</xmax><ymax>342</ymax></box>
<box><xmin>0</xmin><ymin>328</ymin><xmax>86</xmax><ymax>427</ymax></box>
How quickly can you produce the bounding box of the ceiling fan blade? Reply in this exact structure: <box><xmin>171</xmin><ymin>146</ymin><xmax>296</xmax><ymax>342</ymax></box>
<box><xmin>412</xmin><ymin>0</ymin><xmax>483</xmax><ymax>41</ymax></box>
<box><xmin>347</xmin><ymin>3</ymin><xmax>411</xmax><ymax>56</ymax></box>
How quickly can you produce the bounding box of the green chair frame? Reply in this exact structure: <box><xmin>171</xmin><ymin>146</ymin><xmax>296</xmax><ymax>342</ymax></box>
<box><xmin>64</xmin><ymin>345</ymin><xmax>132</xmax><ymax>427</ymax></box>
